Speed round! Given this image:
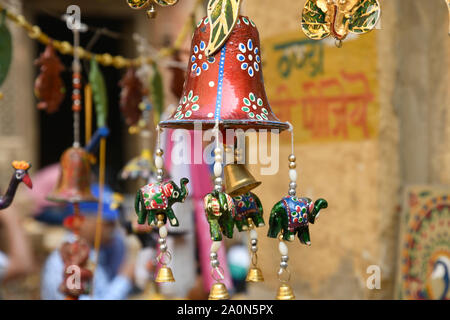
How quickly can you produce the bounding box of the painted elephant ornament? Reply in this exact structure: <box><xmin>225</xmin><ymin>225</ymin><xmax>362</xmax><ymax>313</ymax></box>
<box><xmin>204</xmin><ymin>190</ymin><xmax>235</xmax><ymax>241</ymax></box>
<box><xmin>268</xmin><ymin>196</ymin><xmax>328</xmax><ymax>245</ymax></box>
<box><xmin>135</xmin><ymin>178</ymin><xmax>189</xmax><ymax>226</ymax></box>
<box><xmin>232</xmin><ymin>192</ymin><xmax>264</xmax><ymax>231</ymax></box>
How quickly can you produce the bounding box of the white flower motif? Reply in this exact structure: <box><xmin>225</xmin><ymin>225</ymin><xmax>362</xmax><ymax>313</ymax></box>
<box><xmin>175</xmin><ymin>90</ymin><xmax>200</xmax><ymax>120</ymax></box>
<box><xmin>191</xmin><ymin>40</ymin><xmax>215</xmax><ymax>77</ymax></box>
<box><xmin>236</xmin><ymin>38</ymin><xmax>260</xmax><ymax>77</ymax></box>
<box><xmin>240</xmin><ymin>92</ymin><xmax>269</xmax><ymax>120</ymax></box>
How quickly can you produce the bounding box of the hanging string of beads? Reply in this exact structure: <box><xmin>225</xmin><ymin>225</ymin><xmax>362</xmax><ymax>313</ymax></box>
<box><xmin>72</xmin><ymin>28</ymin><xmax>82</xmax><ymax>148</ymax></box>
<box><xmin>208</xmin><ymin>121</ymin><xmax>229</xmax><ymax>300</ymax></box>
<box><xmin>287</xmin><ymin>122</ymin><xmax>297</xmax><ymax>197</ymax></box>
<box><xmin>276</xmin><ymin>121</ymin><xmax>297</xmax><ymax>300</ymax></box>
<box><xmin>153</xmin><ymin>125</ymin><xmax>175</xmax><ymax>282</ymax></box>
<box><xmin>155</xmin><ymin>125</ymin><xmax>164</xmax><ymax>182</ymax></box>
<box><xmin>0</xmin><ymin>1</ymin><xmax>201</xmax><ymax>69</ymax></box>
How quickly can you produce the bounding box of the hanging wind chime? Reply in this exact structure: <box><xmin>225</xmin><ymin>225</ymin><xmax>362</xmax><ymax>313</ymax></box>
<box><xmin>133</xmin><ymin>0</ymin><xmax>330</xmax><ymax>300</ymax></box>
<box><xmin>301</xmin><ymin>0</ymin><xmax>381</xmax><ymax>47</ymax></box>
<box><xmin>157</xmin><ymin>0</ymin><xmax>290</xmax><ymax>299</ymax></box>
<box><xmin>46</xmin><ymin>17</ymin><xmax>97</xmax><ymax>300</ymax></box>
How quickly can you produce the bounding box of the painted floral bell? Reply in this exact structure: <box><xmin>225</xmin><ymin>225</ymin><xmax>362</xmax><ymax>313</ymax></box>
<box><xmin>159</xmin><ymin>16</ymin><xmax>288</xmax><ymax>132</ymax></box>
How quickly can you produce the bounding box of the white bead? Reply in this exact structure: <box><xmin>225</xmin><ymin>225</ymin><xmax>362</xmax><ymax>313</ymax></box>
<box><xmin>159</xmin><ymin>226</ymin><xmax>168</xmax><ymax>238</ymax></box>
<box><xmin>279</xmin><ymin>241</ymin><xmax>288</xmax><ymax>256</ymax></box>
<box><xmin>214</xmin><ymin>148</ymin><xmax>222</xmax><ymax>155</ymax></box>
<box><xmin>250</xmin><ymin>229</ymin><xmax>258</xmax><ymax>240</ymax></box>
<box><xmin>211</xmin><ymin>241</ymin><xmax>221</xmax><ymax>253</ymax></box>
<box><xmin>214</xmin><ymin>162</ymin><xmax>222</xmax><ymax>177</ymax></box>
<box><xmin>155</xmin><ymin>156</ymin><xmax>164</xmax><ymax>169</ymax></box>
<box><xmin>215</xmin><ymin>154</ymin><xmax>222</xmax><ymax>163</ymax></box>
<box><xmin>289</xmin><ymin>169</ymin><xmax>297</xmax><ymax>182</ymax></box>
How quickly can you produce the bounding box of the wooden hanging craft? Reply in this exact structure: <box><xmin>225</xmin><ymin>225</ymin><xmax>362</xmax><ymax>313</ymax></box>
<box><xmin>34</xmin><ymin>43</ymin><xmax>66</xmax><ymax>113</ymax></box>
<box><xmin>119</xmin><ymin>67</ymin><xmax>145</xmax><ymax>126</ymax></box>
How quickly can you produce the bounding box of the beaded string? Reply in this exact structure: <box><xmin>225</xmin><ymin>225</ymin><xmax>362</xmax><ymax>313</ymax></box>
<box><xmin>286</xmin><ymin>122</ymin><xmax>297</xmax><ymax>196</ymax></box>
<box><xmin>153</xmin><ymin>126</ymin><xmax>172</xmax><ymax>277</ymax></box>
<box><xmin>72</xmin><ymin>28</ymin><xmax>82</xmax><ymax>148</ymax></box>
<box><xmin>210</xmin><ymin>120</ymin><xmax>225</xmax><ymax>282</ymax></box>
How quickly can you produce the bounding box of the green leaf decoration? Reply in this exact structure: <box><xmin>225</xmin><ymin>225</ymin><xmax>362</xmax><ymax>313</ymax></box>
<box><xmin>89</xmin><ymin>58</ymin><xmax>108</xmax><ymax>128</ymax></box>
<box><xmin>0</xmin><ymin>19</ymin><xmax>12</xmax><ymax>87</ymax></box>
<box><xmin>206</xmin><ymin>0</ymin><xmax>241</xmax><ymax>56</ymax></box>
<box><xmin>301</xmin><ymin>0</ymin><xmax>330</xmax><ymax>40</ymax></box>
<box><xmin>348</xmin><ymin>0</ymin><xmax>381</xmax><ymax>34</ymax></box>
<box><xmin>151</xmin><ymin>62</ymin><xmax>164</xmax><ymax>124</ymax></box>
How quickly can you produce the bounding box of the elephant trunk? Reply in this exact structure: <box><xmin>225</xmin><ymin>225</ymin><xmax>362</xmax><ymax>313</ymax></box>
<box><xmin>179</xmin><ymin>177</ymin><xmax>189</xmax><ymax>201</ymax></box>
<box><xmin>310</xmin><ymin>198</ymin><xmax>328</xmax><ymax>223</ymax></box>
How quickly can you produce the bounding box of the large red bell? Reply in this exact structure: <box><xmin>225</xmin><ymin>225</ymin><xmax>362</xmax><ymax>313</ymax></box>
<box><xmin>47</xmin><ymin>147</ymin><xmax>97</xmax><ymax>203</ymax></box>
<box><xmin>159</xmin><ymin>16</ymin><xmax>288</xmax><ymax>132</ymax></box>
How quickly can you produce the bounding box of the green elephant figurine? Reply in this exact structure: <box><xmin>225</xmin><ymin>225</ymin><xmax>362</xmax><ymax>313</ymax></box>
<box><xmin>203</xmin><ymin>190</ymin><xmax>235</xmax><ymax>241</ymax></box>
<box><xmin>135</xmin><ymin>178</ymin><xmax>189</xmax><ymax>226</ymax></box>
<box><xmin>268</xmin><ymin>196</ymin><xmax>328</xmax><ymax>245</ymax></box>
<box><xmin>232</xmin><ymin>192</ymin><xmax>264</xmax><ymax>231</ymax></box>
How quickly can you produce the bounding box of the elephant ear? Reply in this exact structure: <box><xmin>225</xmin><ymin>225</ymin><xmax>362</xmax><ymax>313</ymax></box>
<box><xmin>0</xmin><ymin>14</ymin><xmax>12</xmax><ymax>87</ymax></box>
<box><xmin>205</xmin><ymin>0</ymin><xmax>242</xmax><ymax>56</ymax></box>
<box><xmin>301</xmin><ymin>0</ymin><xmax>330</xmax><ymax>40</ymax></box>
<box><xmin>348</xmin><ymin>0</ymin><xmax>381</xmax><ymax>35</ymax></box>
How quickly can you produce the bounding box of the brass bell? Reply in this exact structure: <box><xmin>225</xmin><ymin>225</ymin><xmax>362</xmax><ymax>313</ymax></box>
<box><xmin>208</xmin><ymin>282</ymin><xmax>229</xmax><ymax>300</ymax></box>
<box><xmin>146</xmin><ymin>5</ymin><xmax>157</xmax><ymax>19</ymax></box>
<box><xmin>47</xmin><ymin>147</ymin><xmax>97</xmax><ymax>203</ymax></box>
<box><xmin>224</xmin><ymin>164</ymin><xmax>261</xmax><ymax>197</ymax></box>
<box><xmin>246</xmin><ymin>267</ymin><xmax>264</xmax><ymax>283</ymax></box>
<box><xmin>155</xmin><ymin>266</ymin><xmax>175</xmax><ymax>283</ymax></box>
<box><xmin>276</xmin><ymin>283</ymin><xmax>295</xmax><ymax>300</ymax></box>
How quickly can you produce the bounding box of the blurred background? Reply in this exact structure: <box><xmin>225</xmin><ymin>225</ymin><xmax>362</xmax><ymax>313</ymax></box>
<box><xmin>0</xmin><ymin>0</ymin><xmax>448</xmax><ymax>300</ymax></box>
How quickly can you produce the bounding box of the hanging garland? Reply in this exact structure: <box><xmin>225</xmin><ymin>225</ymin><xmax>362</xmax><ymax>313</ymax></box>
<box><xmin>0</xmin><ymin>0</ymin><xmax>203</xmax><ymax>70</ymax></box>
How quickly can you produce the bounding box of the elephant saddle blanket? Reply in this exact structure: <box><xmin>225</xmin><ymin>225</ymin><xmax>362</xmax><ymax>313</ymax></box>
<box><xmin>233</xmin><ymin>193</ymin><xmax>259</xmax><ymax>221</ymax></box>
<box><xmin>140</xmin><ymin>182</ymin><xmax>174</xmax><ymax>210</ymax></box>
<box><xmin>281</xmin><ymin>196</ymin><xmax>314</xmax><ymax>232</ymax></box>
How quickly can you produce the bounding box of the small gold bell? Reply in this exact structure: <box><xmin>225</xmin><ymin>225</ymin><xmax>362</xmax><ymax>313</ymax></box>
<box><xmin>146</xmin><ymin>5</ymin><xmax>157</xmax><ymax>19</ymax></box>
<box><xmin>276</xmin><ymin>283</ymin><xmax>295</xmax><ymax>300</ymax></box>
<box><xmin>246</xmin><ymin>267</ymin><xmax>264</xmax><ymax>282</ymax></box>
<box><xmin>223</xmin><ymin>163</ymin><xmax>261</xmax><ymax>197</ymax></box>
<box><xmin>155</xmin><ymin>266</ymin><xmax>175</xmax><ymax>283</ymax></box>
<box><xmin>208</xmin><ymin>282</ymin><xmax>229</xmax><ymax>300</ymax></box>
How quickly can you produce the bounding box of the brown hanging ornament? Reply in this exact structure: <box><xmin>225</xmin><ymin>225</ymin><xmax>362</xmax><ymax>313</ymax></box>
<box><xmin>119</xmin><ymin>67</ymin><xmax>145</xmax><ymax>126</ymax></box>
<box><xmin>34</xmin><ymin>43</ymin><xmax>66</xmax><ymax>114</ymax></box>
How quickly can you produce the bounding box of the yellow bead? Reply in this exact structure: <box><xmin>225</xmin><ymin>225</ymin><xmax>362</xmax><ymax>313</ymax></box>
<box><xmin>101</xmin><ymin>53</ymin><xmax>113</xmax><ymax>66</ymax></box>
<box><xmin>288</xmin><ymin>154</ymin><xmax>296</xmax><ymax>162</ymax></box>
<box><xmin>113</xmin><ymin>56</ymin><xmax>126</xmax><ymax>69</ymax></box>
<box><xmin>60</xmin><ymin>41</ymin><xmax>73</xmax><ymax>54</ymax></box>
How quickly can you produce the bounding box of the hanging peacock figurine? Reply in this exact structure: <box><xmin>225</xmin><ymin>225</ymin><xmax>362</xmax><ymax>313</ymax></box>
<box><xmin>0</xmin><ymin>161</ymin><xmax>32</xmax><ymax>210</ymax></box>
